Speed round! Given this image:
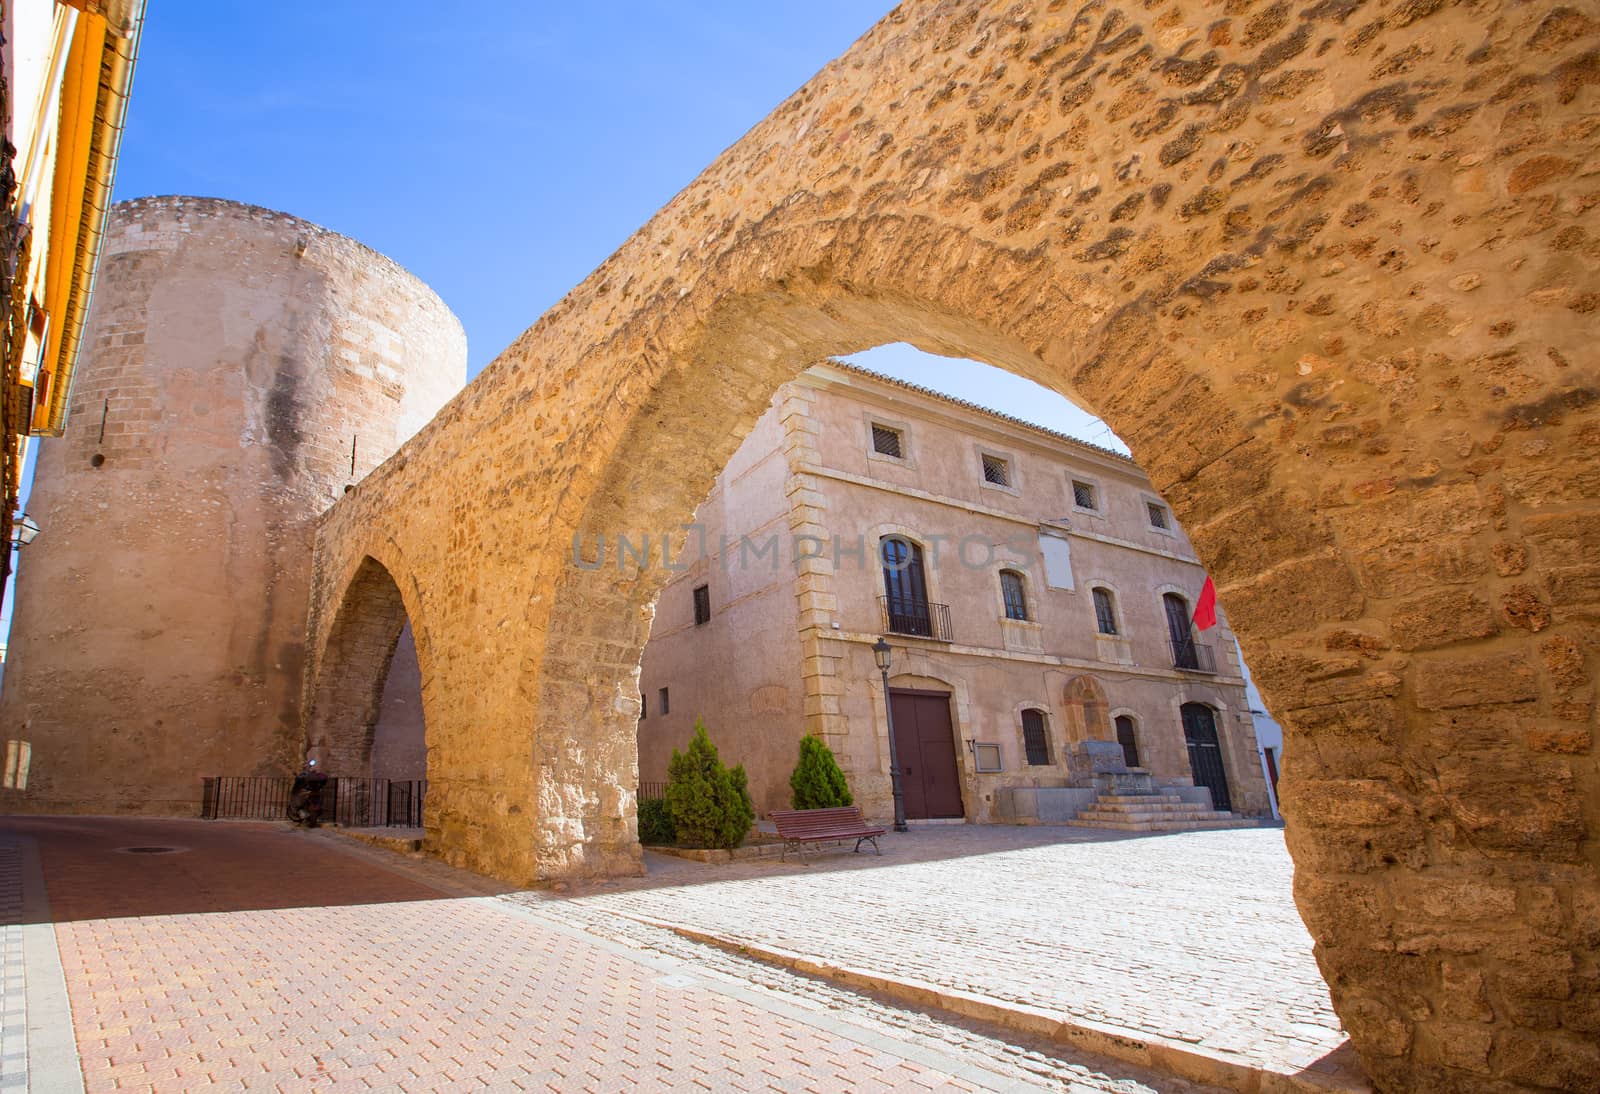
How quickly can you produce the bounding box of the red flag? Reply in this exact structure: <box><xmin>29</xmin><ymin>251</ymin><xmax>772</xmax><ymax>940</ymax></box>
<box><xmin>1193</xmin><ymin>576</ymin><xmax>1218</xmax><ymax>631</ymax></box>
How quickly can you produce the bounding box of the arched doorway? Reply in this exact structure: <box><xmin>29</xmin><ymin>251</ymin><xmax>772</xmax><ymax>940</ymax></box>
<box><xmin>1180</xmin><ymin>702</ymin><xmax>1231</xmax><ymax>814</ymax></box>
<box><xmin>302</xmin><ymin>556</ymin><xmax>430</xmax><ymax>827</ymax></box>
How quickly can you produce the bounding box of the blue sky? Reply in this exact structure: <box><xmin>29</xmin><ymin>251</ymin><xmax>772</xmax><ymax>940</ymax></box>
<box><xmin>103</xmin><ymin>1</ymin><xmax>1124</xmax><ymax>452</ymax></box>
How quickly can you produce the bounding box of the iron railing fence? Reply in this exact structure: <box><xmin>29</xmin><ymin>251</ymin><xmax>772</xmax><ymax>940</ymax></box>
<box><xmin>200</xmin><ymin>775</ymin><xmax>426</xmax><ymax>827</ymax></box>
<box><xmin>878</xmin><ymin>596</ymin><xmax>953</xmax><ymax>642</ymax></box>
<box><xmin>1171</xmin><ymin>638</ymin><xmax>1218</xmax><ymax>673</ymax></box>
<box><xmin>638</xmin><ymin>781</ymin><xmax>667</xmax><ymax>802</ymax></box>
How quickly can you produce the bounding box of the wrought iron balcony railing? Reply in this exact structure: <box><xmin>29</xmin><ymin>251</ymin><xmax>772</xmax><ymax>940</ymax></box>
<box><xmin>1171</xmin><ymin>637</ymin><xmax>1217</xmax><ymax>673</ymax></box>
<box><xmin>879</xmin><ymin>596</ymin><xmax>953</xmax><ymax>642</ymax></box>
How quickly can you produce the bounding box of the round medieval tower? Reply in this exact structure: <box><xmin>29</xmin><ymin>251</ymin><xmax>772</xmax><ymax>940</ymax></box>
<box><xmin>0</xmin><ymin>196</ymin><xmax>465</xmax><ymax>814</ymax></box>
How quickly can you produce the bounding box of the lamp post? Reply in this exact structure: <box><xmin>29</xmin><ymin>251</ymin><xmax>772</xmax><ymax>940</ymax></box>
<box><xmin>873</xmin><ymin>636</ymin><xmax>908</xmax><ymax>833</ymax></box>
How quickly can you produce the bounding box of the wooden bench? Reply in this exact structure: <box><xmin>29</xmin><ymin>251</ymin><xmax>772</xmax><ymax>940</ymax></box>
<box><xmin>769</xmin><ymin>806</ymin><xmax>886</xmax><ymax>862</ymax></box>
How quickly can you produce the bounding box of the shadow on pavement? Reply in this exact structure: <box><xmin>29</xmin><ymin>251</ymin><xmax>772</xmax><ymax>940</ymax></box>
<box><xmin>0</xmin><ymin>814</ymin><xmax>481</xmax><ymax>923</ymax></box>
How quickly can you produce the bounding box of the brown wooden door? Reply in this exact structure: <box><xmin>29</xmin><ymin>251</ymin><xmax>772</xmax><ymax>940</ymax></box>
<box><xmin>889</xmin><ymin>688</ymin><xmax>964</xmax><ymax>819</ymax></box>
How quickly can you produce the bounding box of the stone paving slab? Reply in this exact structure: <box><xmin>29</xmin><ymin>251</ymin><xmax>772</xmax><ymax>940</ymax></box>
<box><xmin>540</xmin><ymin>826</ymin><xmax>1360</xmax><ymax>1089</ymax></box>
<box><xmin>1</xmin><ymin>817</ymin><xmax>1230</xmax><ymax>1093</ymax></box>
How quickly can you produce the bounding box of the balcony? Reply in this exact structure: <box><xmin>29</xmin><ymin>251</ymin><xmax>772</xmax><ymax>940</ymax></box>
<box><xmin>879</xmin><ymin>596</ymin><xmax>953</xmax><ymax>642</ymax></box>
<box><xmin>1171</xmin><ymin>637</ymin><xmax>1217</xmax><ymax>673</ymax></box>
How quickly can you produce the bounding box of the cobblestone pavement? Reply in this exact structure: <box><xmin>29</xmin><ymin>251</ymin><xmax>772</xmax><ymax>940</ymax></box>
<box><xmin>536</xmin><ymin>826</ymin><xmax>1352</xmax><ymax>1082</ymax></box>
<box><xmin>2</xmin><ymin>817</ymin><xmax>1222</xmax><ymax>1093</ymax></box>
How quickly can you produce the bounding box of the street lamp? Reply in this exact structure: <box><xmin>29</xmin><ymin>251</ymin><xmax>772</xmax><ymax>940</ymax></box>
<box><xmin>873</xmin><ymin>636</ymin><xmax>909</xmax><ymax>833</ymax></box>
<box><xmin>9</xmin><ymin>514</ymin><xmax>39</xmax><ymax>548</ymax></box>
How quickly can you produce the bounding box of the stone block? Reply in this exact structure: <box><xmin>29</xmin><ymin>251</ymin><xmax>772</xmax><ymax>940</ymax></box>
<box><xmin>1354</xmin><ymin>540</ymin><xmax>1490</xmax><ymax>599</ymax></box>
<box><xmin>1412</xmin><ymin>652</ymin><xmax>1539</xmax><ymax>710</ymax></box>
<box><xmin>1220</xmin><ymin>550</ymin><xmax>1364</xmax><ymax>639</ymax></box>
<box><xmin>1390</xmin><ymin>588</ymin><xmax>1498</xmax><ymax>650</ymax></box>
<box><xmin>1548</xmin><ymin>562</ymin><xmax>1600</xmax><ymax>607</ymax></box>
<box><xmin>1522</xmin><ymin>511</ymin><xmax>1600</xmax><ymax>564</ymax></box>
<box><xmin>1432</xmin><ymin>752</ymin><xmax>1584</xmax><ymax>859</ymax></box>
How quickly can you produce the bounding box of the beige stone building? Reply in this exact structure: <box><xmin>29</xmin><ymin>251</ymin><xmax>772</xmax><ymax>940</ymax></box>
<box><xmin>638</xmin><ymin>362</ymin><xmax>1270</xmax><ymax>825</ymax></box>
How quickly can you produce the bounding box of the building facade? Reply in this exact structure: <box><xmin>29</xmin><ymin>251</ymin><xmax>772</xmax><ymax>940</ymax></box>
<box><xmin>637</xmin><ymin>362</ymin><xmax>1270</xmax><ymax>824</ymax></box>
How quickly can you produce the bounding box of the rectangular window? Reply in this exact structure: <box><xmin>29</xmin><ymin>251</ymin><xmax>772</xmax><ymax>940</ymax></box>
<box><xmin>1000</xmin><ymin>571</ymin><xmax>1028</xmax><ymax>621</ymax></box>
<box><xmin>981</xmin><ymin>453</ymin><xmax>1011</xmax><ymax>487</ymax></box>
<box><xmin>658</xmin><ymin>687</ymin><xmax>670</xmax><ymax>716</ymax></box>
<box><xmin>1022</xmin><ymin>710</ymin><xmax>1051</xmax><ymax>766</ymax></box>
<box><xmin>1147</xmin><ymin>502</ymin><xmax>1170</xmax><ymax>530</ymax></box>
<box><xmin>1072</xmin><ymin>480</ymin><xmax>1097</xmax><ymax>510</ymax></box>
<box><xmin>1092</xmin><ymin>588</ymin><xmax>1118</xmax><ymax>635</ymax></box>
<box><xmin>692</xmin><ymin>584</ymin><xmax>710</xmax><ymax>625</ymax></box>
<box><xmin>871</xmin><ymin>423</ymin><xmax>903</xmax><ymax>458</ymax></box>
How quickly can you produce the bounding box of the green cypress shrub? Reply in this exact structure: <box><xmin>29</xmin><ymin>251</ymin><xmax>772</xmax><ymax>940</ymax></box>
<box><xmin>637</xmin><ymin>797</ymin><xmax>676</xmax><ymax>845</ymax></box>
<box><xmin>789</xmin><ymin>733</ymin><xmax>853</xmax><ymax>809</ymax></box>
<box><xmin>664</xmin><ymin>719</ymin><xmax>755</xmax><ymax>850</ymax></box>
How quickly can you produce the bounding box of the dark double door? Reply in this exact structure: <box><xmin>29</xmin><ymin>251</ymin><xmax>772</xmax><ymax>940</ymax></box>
<box><xmin>1181</xmin><ymin>702</ymin><xmax>1232</xmax><ymax>812</ymax></box>
<box><xmin>888</xmin><ymin>688</ymin><xmax>964</xmax><ymax>820</ymax></box>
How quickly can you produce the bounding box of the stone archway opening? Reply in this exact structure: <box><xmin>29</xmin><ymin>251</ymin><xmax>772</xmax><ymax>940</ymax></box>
<box><xmin>303</xmin><ymin>557</ymin><xmax>429</xmax><ymax>801</ymax></box>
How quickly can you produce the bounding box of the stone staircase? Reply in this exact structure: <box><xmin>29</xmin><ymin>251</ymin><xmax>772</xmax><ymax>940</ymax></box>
<box><xmin>1066</xmin><ymin>791</ymin><xmax>1255</xmax><ymax>833</ymax></box>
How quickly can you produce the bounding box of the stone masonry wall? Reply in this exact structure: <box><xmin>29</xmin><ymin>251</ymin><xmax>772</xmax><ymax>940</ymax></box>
<box><xmin>306</xmin><ymin>3</ymin><xmax>1600</xmax><ymax>1089</ymax></box>
<box><xmin>0</xmin><ymin>197</ymin><xmax>465</xmax><ymax>813</ymax></box>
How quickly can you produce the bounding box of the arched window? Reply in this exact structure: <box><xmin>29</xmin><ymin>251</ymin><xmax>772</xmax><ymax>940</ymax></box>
<box><xmin>1092</xmin><ymin>587</ymin><xmax>1118</xmax><ymax>635</ymax></box>
<box><xmin>1021</xmin><ymin>709</ymin><xmax>1051</xmax><ymax>766</ymax></box>
<box><xmin>999</xmin><ymin>570</ymin><xmax>1028</xmax><ymax>620</ymax></box>
<box><xmin>1114</xmin><ymin>715</ymin><xmax>1140</xmax><ymax>768</ymax></box>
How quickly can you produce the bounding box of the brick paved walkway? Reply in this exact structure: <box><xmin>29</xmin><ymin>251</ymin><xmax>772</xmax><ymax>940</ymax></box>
<box><xmin>539</xmin><ymin>826</ymin><xmax>1355</xmax><ymax>1086</ymax></box>
<box><xmin>2</xmin><ymin>817</ymin><xmax>1223</xmax><ymax>1092</ymax></box>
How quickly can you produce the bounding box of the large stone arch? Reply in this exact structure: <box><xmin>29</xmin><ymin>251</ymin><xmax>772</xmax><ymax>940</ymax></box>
<box><xmin>308</xmin><ymin>2</ymin><xmax>1600</xmax><ymax>1087</ymax></box>
<box><xmin>302</xmin><ymin>540</ymin><xmax>436</xmax><ymax>779</ymax></box>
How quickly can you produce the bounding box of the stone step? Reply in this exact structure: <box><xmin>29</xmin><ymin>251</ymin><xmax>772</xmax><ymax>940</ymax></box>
<box><xmin>1075</xmin><ymin>802</ymin><xmax>1235</xmax><ymax>818</ymax></box>
<box><xmin>1067</xmin><ymin>817</ymin><xmax>1258</xmax><ymax>832</ymax></box>
<box><xmin>1078</xmin><ymin>804</ymin><xmax>1226</xmax><ymax>818</ymax></box>
<box><xmin>1086</xmin><ymin>799</ymin><xmax>1211</xmax><ymax>813</ymax></box>
<box><xmin>1097</xmin><ymin>794</ymin><xmax>1186</xmax><ymax>805</ymax></box>
<box><xmin>1075</xmin><ymin>811</ymin><xmax>1241</xmax><ymax>825</ymax></box>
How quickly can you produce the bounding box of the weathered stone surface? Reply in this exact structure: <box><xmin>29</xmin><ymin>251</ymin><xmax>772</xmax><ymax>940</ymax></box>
<box><xmin>1413</xmin><ymin>653</ymin><xmax>1540</xmax><ymax>711</ymax></box>
<box><xmin>1391</xmin><ymin>589</ymin><xmax>1498</xmax><ymax>651</ymax></box>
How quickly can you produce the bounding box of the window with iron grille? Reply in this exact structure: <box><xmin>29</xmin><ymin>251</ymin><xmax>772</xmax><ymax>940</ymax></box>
<box><xmin>1022</xmin><ymin>709</ymin><xmax>1051</xmax><ymax>766</ymax></box>
<box><xmin>1000</xmin><ymin>570</ymin><xmax>1028</xmax><ymax>620</ymax></box>
<box><xmin>1147</xmin><ymin>501</ymin><xmax>1170</xmax><ymax>530</ymax></box>
<box><xmin>981</xmin><ymin>453</ymin><xmax>1010</xmax><ymax>487</ymax></box>
<box><xmin>1092</xmin><ymin>587</ymin><xmax>1118</xmax><ymax>635</ymax></box>
<box><xmin>1072</xmin><ymin>480</ymin><xmax>1097</xmax><ymax>510</ymax></box>
<box><xmin>1115</xmin><ymin>715</ymin><xmax>1140</xmax><ymax>768</ymax></box>
<box><xmin>871</xmin><ymin>423</ymin><xmax>903</xmax><ymax>458</ymax></box>
<box><xmin>692</xmin><ymin>584</ymin><xmax>710</xmax><ymax>625</ymax></box>
<box><xmin>658</xmin><ymin>687</ymin><xmax>670</xmax><ymax>716</ymax></box>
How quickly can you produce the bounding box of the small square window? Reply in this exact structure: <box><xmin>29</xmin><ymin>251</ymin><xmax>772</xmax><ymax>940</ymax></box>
<box><xmin>1147</xmin><ymin>502</ymin><xmax>1170</xmax><ymax>530</ymax></box>
<box><xmin>658</xmin><ymin>687</ymin><xmax>670</xmax><ymax>716</ymax></box>
<box><xmin>981</xmin><ymin>454</ymin><xmax>1011</xmax><ymax>487</ymax></box>
<box><xmin>871</xmin><ymin>423</ymin><xmax>903</xmax><ymax>458</ymax></box>
<box><xmin>692</xmin><ymin>584</ymin><xmax>710</xmax><ymax>625</ymax></box>
<box><xmin>1072</xmin><ymin>480</ymin><xmax>1097</xmax><ymax>510</ymax></box>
